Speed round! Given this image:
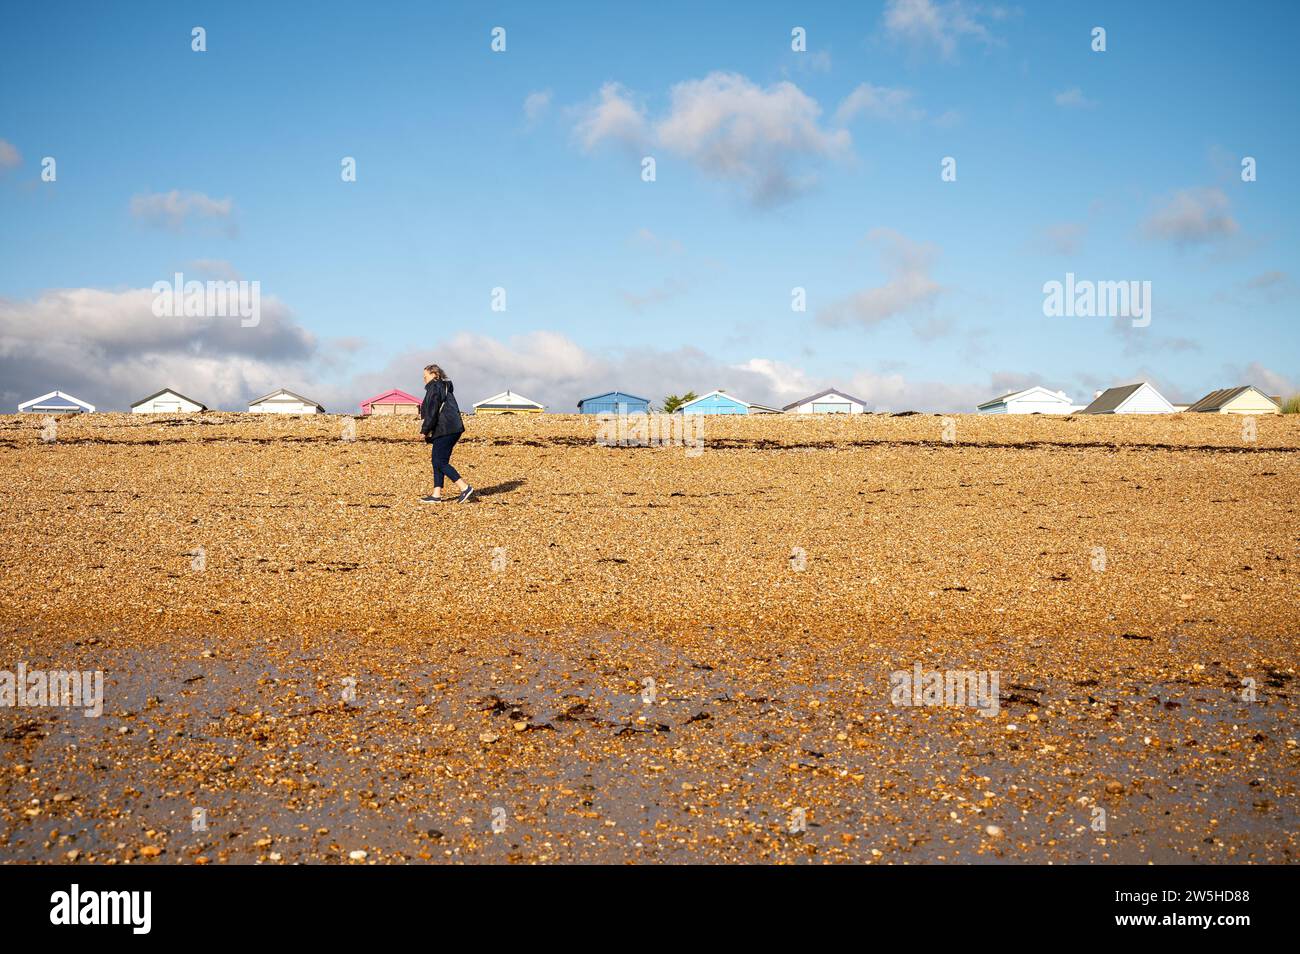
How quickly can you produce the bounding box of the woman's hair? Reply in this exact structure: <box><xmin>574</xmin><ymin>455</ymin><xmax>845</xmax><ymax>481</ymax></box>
<box><xmin>424</xmin><ymin>363</ymin><xmax>446</xmax><ymax>380</ymax></box>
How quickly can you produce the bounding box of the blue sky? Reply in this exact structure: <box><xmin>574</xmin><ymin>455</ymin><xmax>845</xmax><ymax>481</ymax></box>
<box><xmin>1</xmin><ymin>0</ymin><xmax>1296</xmax><ymax>411</ymax></box>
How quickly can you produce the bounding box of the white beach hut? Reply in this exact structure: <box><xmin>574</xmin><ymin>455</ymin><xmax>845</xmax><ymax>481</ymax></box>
<box><xmin>248</xmin><ymin>388</ymin><xmax>324</xmax><ymax>414</ymax></box>
<box><xmin>977</xmin><ymin>386</ymin><xmax>1079</xmax><ymax>415</ymax></box>
<box><xmin>1077</xmin><ymin>382</ymin><xmax>1176</xmax><ymax>415</ymax></box>
<box><xmin>783</xmin><ymin>387</ymin><xmax>869</xmax><ymax>414</ymax></box>
<box><xmin>18</xmin><ymin>390</ymin><xmax>95</xmax><ymax>414</ymax></box>
<box><xmin>131</xmin><ymin>388</ymin><xmax>207</xmax><ymax>414</ymax></box>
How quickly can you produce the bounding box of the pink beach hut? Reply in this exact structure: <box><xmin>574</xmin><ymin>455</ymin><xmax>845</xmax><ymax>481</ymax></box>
<box><xmin>360</xmin><ymin>388</ymin><xmax>422</xmax><ymax>417</ymax></box>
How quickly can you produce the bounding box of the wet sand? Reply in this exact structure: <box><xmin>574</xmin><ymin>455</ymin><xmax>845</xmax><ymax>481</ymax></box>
<box><xmin>0</xmin><ymin>412</ymin><xmax>1296</xmax><ymax>863</ymax></box>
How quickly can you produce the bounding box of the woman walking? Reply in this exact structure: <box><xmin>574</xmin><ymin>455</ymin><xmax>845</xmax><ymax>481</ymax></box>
<box><xmin>419</xmin><ymin>364</ymin><xmax>474</xmax><ymax>503</ymax></box>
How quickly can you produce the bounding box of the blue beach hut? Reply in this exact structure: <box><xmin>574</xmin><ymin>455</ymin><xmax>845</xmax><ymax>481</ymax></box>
<box><xmin>677</xmin><ymin>389</ymin><xmax>750</xmax><ymax>415</ymax></box>
<box><xmin>577</xmin><ymin>390</ymin><xmax>651</xmax><ymax>415</ymax></box>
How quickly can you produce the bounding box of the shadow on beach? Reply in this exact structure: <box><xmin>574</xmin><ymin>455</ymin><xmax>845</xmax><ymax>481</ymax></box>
<box><xmin>472</xmin><ymin>479</ymin><xmax>525</xmax><ymax>499</ymax></box>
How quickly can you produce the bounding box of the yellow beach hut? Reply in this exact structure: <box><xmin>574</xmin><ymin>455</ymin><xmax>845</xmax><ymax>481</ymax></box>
<box><xmin>473</xmin><ymin>390</ymin><xmax>544</xmax><ymax>415</ymax></box>
<box><xmin>1185</xmin><ymin>386</ymin><xmax>1281</xmax><ymax>415</ymax></box>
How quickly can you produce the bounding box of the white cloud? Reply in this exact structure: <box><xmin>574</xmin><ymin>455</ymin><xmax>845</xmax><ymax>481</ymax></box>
<box><xmin>834</xmin><ymin>83</ymin><xmax>924</xmax><ymax>123</ymax></box>
<box><xmin>433</xmin><ymin>330</ymin><xmax>603</xmax><ymax>397</ymax></box>
<box><xmin>656</xmin><ymin>73</ymin><xmax>850</xmax><ymax>204</ymax></box>
<box><xmin>130</xmin><ymin>190</ymin><xmax>236</xmax><ymax>235</ymax></box>
<box><xmin>620</xmin><ymin>277</ymin><xmax>691</xmax><ymax>313</ymax></box>
<box><xmin>0</xmin><ymin>291</ymin><xmax>1107</xmax><ymax>415</ymax></box>
<box><xmin>620</xmin><ymin>230</ymin><xmax>711</xmax><ymax>312</ymax></box>
<box><xmin>187</xmin><ymin>259</ymin><xmax>242</xmax><ymax>280</ymax></box>
<box><xmin>576</xmin><ymin>72</ymin><xmax>850</xmax><ymax>205</ymax></box>
<box><xmin>0</xmin><ymin>286</ymin><xmax>320</xmax><ymax>411</ymax></box>
<box><xmin>1108</xmin><ymin>314</ymin><xmax>1201</xmax><ymax>358</ymax></box>
<box><xmin>805</xmin><ymin>51</ymin><xmax>833</xmax><ymax>73</ymax></box>
<box><xmin>0</xmin><ymin>138</ymin><xmax>20</xmax><ymax>170</ymax></box>
<box><xmin>360</xmin><ymin>332</ymin><xmax>825</xmax><ymax>411</ymax></box>
<box><xmin>1142</xmin><ymin>187</ymin><xmax>1239</xmax><ymax>246</ymax></box>
<box><xmin>574</xmin><ymin>82</ymin><xmax>649</xmax><ymax>150</ymax></box>
<box><xmin>818</xmin><ymin>228</ymin><xmax>944</xmax><ymax>330</ymax></box>
<box><xmin>523</xmin><ymin>89</ymin><xmax>553</xmax><ymax>124</ymax></box>
<box><xmin>981</xmin><ymin>370</ymin><xmax>1053</xmax><ymax>401</ymax></box>
<box><xmin>882</xmin><ymin>0</ymin><xmax>999</xmax><ymax>59</ymax></box>
<box><xmin>1228</xmin><ymin>362</ymin><xmax>1294</xmax><ymax>398</ymax></box>
<box><xmin>845</xmin><ymin>368</ymin><xmax>983</xmax><ymax>412</ymax></box>
<box><xmin>1053</xmin><ymin>87</ymin><xmax>1096</xmax><ymax>109</ymax></box>
<box><xmin>1040</xmin><ymin>222</ymin><xmax>1087</xmax><ymax>255</ymax></box>
<box><xmin>630</xmin><ymin>228</ymin><xmax>684</xmax><ymax>256</ymax></box>
<box><xmin>731</xmin><ymin>358</ymin><xmax>815</xmax><ymax>402</ymax></box>
<box><xmin>1212</xmin><ymin>270</ymin><xmax>1291</xmax><ymax>307</ymax></box>
<box><xmin>1244</xmin><ymin>270</ymin><xmax>1288</xmax><ymax>291</ymax></box>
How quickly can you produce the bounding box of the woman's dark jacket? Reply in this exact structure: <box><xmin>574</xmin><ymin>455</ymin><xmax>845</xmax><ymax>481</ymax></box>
<box><xmin>420</xmin><ymin>379</ymin><xmax>465</xmax><ymax>441</ymax></box>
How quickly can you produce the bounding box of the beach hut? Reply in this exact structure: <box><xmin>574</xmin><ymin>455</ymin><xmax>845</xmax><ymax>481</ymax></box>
<box><xmin>746</xmin><ymin>402</ymin><xmax>784</xmax><ymax>414</ymax></box>
<box><xmin>360</xmin><ymin>388</ymin><xmax>421</xmax><ymax>416</ymax></box>
<box><xmin>577</xmin><ymin>390</ymin><xmax>651</xmax><ymax>415</ymax></box>
<box><xmin>977</xmin><ymin>386</ymin><xmax>1079</xmax><ymax>415</ymax></box>
<box><xmin>473</xmin><ymin>390</ymin><xmax>544</xmax><ymax>415</ymax></box>
<box><xmin>1185</xmin><ymin>386</ymin><xmax>1281</xmax><ymax>415</ymax></box>
<box><xmin>783</xmin><ymin>387</ymin><xmax>869</xmax><ymax>414</ymax></box>
<box><xmin>677</xmin><ymin>390</ymin><xmax>750</xmax><ymax>415</ymax></box>
<box><xmin>248</xmin><ymin>388</ymin><xmax>324</xmax><ymax>414</ymax></box>
<box><xmin>1077</xmin><ymin>382</ymin><xmax>1175</xmax><ymax>415</ymax></box>
<box><xmin>18</xmin><ymin>390</ymin><xmax>95</xmax><ymax>414</ymax></box>
<box><xmin>130</xmin><ymin>388</ymin><xmax>207</xmax><ymax>414</ymax></box>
